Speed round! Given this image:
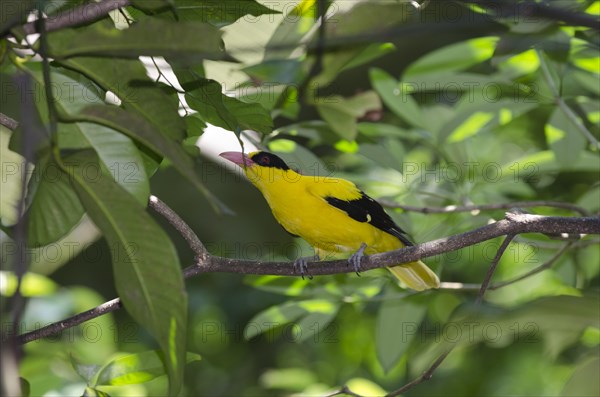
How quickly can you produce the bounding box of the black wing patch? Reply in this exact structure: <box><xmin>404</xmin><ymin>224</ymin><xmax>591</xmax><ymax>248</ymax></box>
<box><xmin>325</xmin><ymin>192</ymin><xmax>414</xmax><ymax>246</ymax></box>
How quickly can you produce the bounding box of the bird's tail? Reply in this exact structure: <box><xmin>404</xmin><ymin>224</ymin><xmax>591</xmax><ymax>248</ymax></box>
<box><xmin>387</xmin><ymin>261</ymin><xmax>440</xmax><ymax>291</ymax></box>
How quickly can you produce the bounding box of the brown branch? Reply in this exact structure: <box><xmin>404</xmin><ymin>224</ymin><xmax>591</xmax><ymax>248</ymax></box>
<box><xmin>476</xmin><ymin>234</ymin><xmax>515</xmax><ymax>304</ymax></box>
<box><xmin>379</xmin><ymin>200</ymin><xmax>590</xmax><ymax>216</ymax></box>
<box><xmin>385</xmin><ymin>349</ymin><xmax>452</xmax><ymax>397</ymax></box>
<box><xmin>0</xmin><ymin>113</ymin><xmax>19</xmax><ymax>130</ymax></box>
<box><xmin>16</xmin><ymin>211</ymin><xmax>599</xmax><ymax>345</ymax></box>
<box><xmin>22</xmin><ymin>0</ymin><xmax>131</xmax><ymax>35</ymax></box>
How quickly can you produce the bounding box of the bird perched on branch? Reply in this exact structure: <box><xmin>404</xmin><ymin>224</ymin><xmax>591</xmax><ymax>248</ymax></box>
<box><xmin>219</xmin><ymin>151</ymin><xmax>440</xmax><ymax>291</ymax></box>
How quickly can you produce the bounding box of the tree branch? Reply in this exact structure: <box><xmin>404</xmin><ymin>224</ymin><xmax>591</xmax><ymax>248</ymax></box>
<box><xmin>385</xmin><ymin>349</ymin><xmax>452</xmax><ymax>397</ymax></box>
<box><xmin>17</xmin><ymin>209</ymin><xmax>599</xmax><ymax>345</ymax></box>
<box><xmin>0</xmin><ymin>113</ymin><xmax>19</xmax><ymax>130</ymax></box>
<box><xmin>379</xmin><ymin>200</ymin><xmax>590</xmax><ymax>216</ymax></box>
<box><xmin>22</xmin><ymin>0</ymin><xmax>131</xmax><ymax>35</ymax></box>
<box><xmin>476</xmin><ymin>234</ymin><xmax>515</xmax><ymax>304</ymax></box>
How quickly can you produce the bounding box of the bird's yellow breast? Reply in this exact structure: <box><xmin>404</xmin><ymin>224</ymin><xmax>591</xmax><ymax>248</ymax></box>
<box><xmin>245</xmin><ymin>168</ymin><xmax>403</xmax><ymax>256</ymax></box>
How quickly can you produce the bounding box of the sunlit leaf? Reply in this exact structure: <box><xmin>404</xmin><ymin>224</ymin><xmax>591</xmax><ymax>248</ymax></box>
<box><xmin>369</xmin><ymin>68</ymin><xmax>425</xmax><ymax>129</ymax></box>
<box><xmin>93</xmin><ymin>350</ymin><xmax>200</xmax><ymax>386</ymax></box>
<box><xmin>545</xmin><ymin>106</ymin><xmax>587</xmax><ymax>166</ymax></box>
<box><xmin>244</xmin><ymin>299</ymin><xmax>339</xmax><ymax>341</ymax></box>
<box><xmin>0</xmin><ymin>271</ymin><xmax>58</xmax><ymax>297</ymax></box>
<box><xmin>403</xmin><ymin>37</ymin><xmax>498</xmax><ymax>79</ymax></box>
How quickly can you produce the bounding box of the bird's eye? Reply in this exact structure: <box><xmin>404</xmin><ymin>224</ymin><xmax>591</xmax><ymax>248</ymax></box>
<box><xmin>260</xmin><ymin>156</ymin><xmax>270</xmax><ymax>165</ymax></box>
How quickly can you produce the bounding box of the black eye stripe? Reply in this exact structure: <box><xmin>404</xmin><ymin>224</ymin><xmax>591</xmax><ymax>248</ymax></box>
<box><xmin>250</xmin><ymin>152</ymin><xmax>290</xmax><ymax>170</ymax></box>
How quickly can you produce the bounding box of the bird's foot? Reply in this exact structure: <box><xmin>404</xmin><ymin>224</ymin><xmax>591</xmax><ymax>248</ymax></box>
<box><xmin>348</xmin><ymin>243</ymin><xmax>367</xmax><ymax>276</ymax></box>
<box><xmin>293</xmin><ymin>255</ymin><xmax>319</xmax><ymax>280</ymax></box>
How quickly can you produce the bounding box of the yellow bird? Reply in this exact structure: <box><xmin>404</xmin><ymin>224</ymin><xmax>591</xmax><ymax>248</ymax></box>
<box><xmin>220</xmin><ymin>151</ymin><xmax>440</xmax><ymax>291</ymax></box>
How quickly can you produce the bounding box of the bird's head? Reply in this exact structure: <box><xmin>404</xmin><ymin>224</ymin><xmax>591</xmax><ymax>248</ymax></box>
<box><xmin>219</xmin><ymin>151</ymin><xmax>295</xmax><ymax>187</ymax></box>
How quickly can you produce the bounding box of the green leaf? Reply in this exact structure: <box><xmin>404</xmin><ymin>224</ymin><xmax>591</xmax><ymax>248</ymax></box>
<box><xmin>185</xmin><ymin>79</ymin><xmax>273</xmax><ymax>135</ymax></box>
<box><xmin>376</xmin><ymin>297</ymin><xmax>427</xmax><ymax>372</ymax></box>
<box><xmin>26</xmin><ymin>156</ymin><xmax>85</xmax><ymax>247</ymax></box>
<box><xmin>65</xmin><ymin>153</ymin><xmax>188</xmax><ymax>395</ymax></box>
<box><xmin>545</xmin><ymin>106</ymin><xmax>587</xmax><ymax>166</ymax></box>
<box><xmin>69</xmin><ymin>123</ymin><xmax>150</xmax><ymax>205</ymax></box>
<box><xmin>58</xmin><ymin>57</ymin><xmax>185</xmax><ymax>141</ymax></box>
<box><xmin>0</xmin><ymin>271</ymin><xmax>58</xmax><ymax>297</ymax></box>
<box><xmin>403</xmin><ymin>36</ymin><xmax>498</xmax><ymax>79</ymax></box>
<box><xmin>93</xmin><ymin>350</ymin><xmax>201</xmax><ymax>387</ymax></box>
<box><xmin>47</xmin><ymin>19</ymin><xmax>225</xmax><ymax>60</ymax></box>
<box><xmin>244</xmin><ymin>299</ymin><xmax>339</xmax><ymax>341</ymax></box>
<box><xmin>74</xmin><ymin>104</ymin><xmax>228</xmax><ymax>213</ymax></box>
<box><xmin>562</xmin><ymin>355</ymin><xmax>600</xmax><ymax>397</ymax></box>
<box><xmin>315</xmin><ymin>91</ymin><xmax>381</xmax><ymax>140</ymax></box>
<box><xmin>69</xmin><ymin>354</ymin><xmax>102</xmax><ymax>384</ymax></box>
<box><xmin>369</xmin><ymin>68</ymin><xmax>425</xmax><ymax>129</ymax></box>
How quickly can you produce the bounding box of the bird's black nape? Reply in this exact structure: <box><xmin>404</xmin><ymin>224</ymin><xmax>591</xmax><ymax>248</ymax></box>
<box><xmin>250</xmin><ymin>152</ymin><xmax>290</xmax><ymax>170</ymax></box>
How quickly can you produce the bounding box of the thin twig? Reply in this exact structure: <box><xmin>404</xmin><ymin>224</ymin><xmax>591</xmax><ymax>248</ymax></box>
<box><xmin>536</xmin><ymin>48</ymin><xmax>600</xmax><ymax>150</ymax></box>
<box><xmin>22</xmin><ymin>0</ymin><xmax>131</xmax><ymax>35</ymax></box>
<box><xmin>379</xmin><ymin>200</ymin><xmax>590</xmax><ymax>216</ymax></box>
<box><xmin>489</xmin><ymin>242</ymin><xmax>574</xmax><ymax>290</ymax></box>
<box><xmin>17</xmin><ymin>298</ymin><xmax>123</xmax><ymax>344</ymax></box>
<box><xmin>385</xmin><ymin>350</ymin><xmax>452</xmax><ymax>397</ymax></box>
<box><xmin>16</xmin><ymin>212</ymin><xmax>599</xmax><ymax>345</ymax></box>
<box><xmin>476</xmin><ymin>234</ymin><xmax>515</xmax><ymax>304</ymax></box>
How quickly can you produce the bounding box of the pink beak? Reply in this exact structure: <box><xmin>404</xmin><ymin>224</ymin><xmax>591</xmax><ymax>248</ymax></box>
<box><xmin>219</xmin><ymin>151</ymin><xmax>254</xmax><ymax>168</ymax></box>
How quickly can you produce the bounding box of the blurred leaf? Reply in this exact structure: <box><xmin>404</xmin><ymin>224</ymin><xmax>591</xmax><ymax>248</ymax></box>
<box><xmin>315</xmin><ymin>91</ymin><xmax>381</xmax><ymax>140</ymax></box>
<box><xmin>65</xmin><ymin>153</ymin><xmax>187</xmax><ymax>395</ymax></box>
<box><xmin>244</xmin><ymin>299</ymin><xmax>339</xmax><ymax>341</ymax></box>
<box><xmin>432</xmin><ymin>295</ymin><xmax>599</xmax><ymax>354</ymax></box>
<box><xmin>561</xmin><ymin>355</ymin><xmax>600</xmax><ymax>397</ymax></box>
<box><xmin>260</xmin><ymin>368</ymin><xmax>317</xmax><ymax>392</ymax></box>
<box><xmin>403</xmin><ymin>36</ymin><xmax>498</xmax><ymax>79</ymax></box>
<box><xmin>93</xmin><ymin>350</ymin><xmax>200</xmax><ymax>386</ymax></box>
<box><xmin>345</xmin><ymin>378</ymin><xmax>386</xmax><ymax>397</ymax></box>
<box><xmin>47</xmin><ymin>19</ymin><xmax>225</xmax><ymax>60</ymax></box>
<box><xmin>69</xmin><ymin>355</ymin><xmax>101</xmax><ymax>384</ymax></box>
<box><xmin>26</xmin><ymin>156</ymin><xmax>84</xmax><ymax>247</ymax></box>
<box><xmin>447</xmin><ymin>111</ymin><xmax>494</xmax><ymax>143</ymax></box>
<box><xmin>246</xmin><ymin>275</ymin><xmax>311</xmax><ymax>297</ymax></box>
<box><xmin>185</xmin><ymin>79</ymin><xmax>273</xmax><ymax>135</ymax></box>
<box><xmin>545</xmin><ymin>106</ymin><xmax>587</xmax><ymax>166</ymax></box>
<box><xmin>369</xmin><ymin>68</ymin><xmax>425</xmax><ymax>129</ymax></box>
<box><xmin>0</xmin><ymin>271</ymin><xmax>58</xmax><ymax>297</ymax></box>
<box><xmin>376</xmin><ymin>297</ymin><xmax>427</xmax><ymax>372</ymax></box>
<box><xmin>243</xmin><ymin>60</ymin><xmax>302</xmax><ymax>85</ymax></box>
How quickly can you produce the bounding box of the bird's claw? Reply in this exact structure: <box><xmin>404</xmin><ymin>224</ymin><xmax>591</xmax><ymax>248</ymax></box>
<box><xmin>348</xmin><ymin>243</ymin><xmax>367</xmax><ymax>276</ymax></box>
<box><xmin>293</xmin><ymin>255</ymin><xmax>319</xmax><ymax>280</ymax></box>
